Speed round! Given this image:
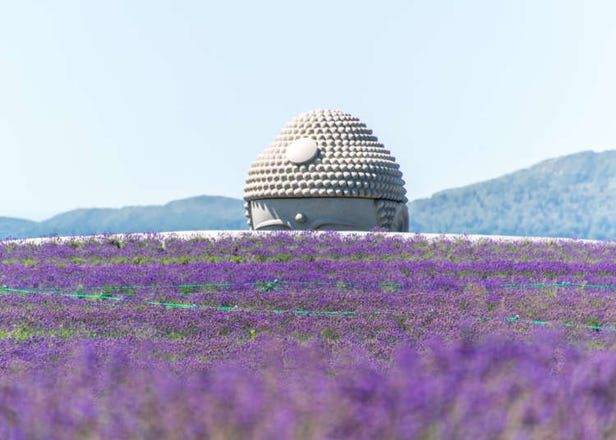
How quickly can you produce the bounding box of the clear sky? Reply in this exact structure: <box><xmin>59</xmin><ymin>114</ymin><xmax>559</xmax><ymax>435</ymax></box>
<box><xmin>1</xmin><ymin>1</ymin><xmax>615</xmax><ymax>221</ymax></box>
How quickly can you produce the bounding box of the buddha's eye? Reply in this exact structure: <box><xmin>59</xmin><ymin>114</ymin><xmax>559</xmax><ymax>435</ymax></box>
<box><xmin>260</xmin><ymin>225</ymin><xmax>292</xmax><ymax>231</ymax></box>
<box><xmin>309</xmin><ymin>218</ymin><xmax>361</xmax><ymax>231</ymax></box>
<box><xmin>254</xmin><ymin>219</ymin><xmax>292</xmax><ymax>231</ymax></box>
<box><xmin>314</xmin><ymin>224</ymin><xmax>350</xmax><ymax>231</ymax></box>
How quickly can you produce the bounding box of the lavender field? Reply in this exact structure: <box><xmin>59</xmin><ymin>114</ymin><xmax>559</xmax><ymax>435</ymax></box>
<box><xmin>2</xmin><ymin>231</ymin><xmax>616</xmax><ymax>439</ymax></box>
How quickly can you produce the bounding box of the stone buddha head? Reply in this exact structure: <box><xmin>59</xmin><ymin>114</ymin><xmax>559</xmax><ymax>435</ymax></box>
<box><xmin>244</xmin><ymin>109</ymin><xmax>409</xmax><ymax>232</ymax></box>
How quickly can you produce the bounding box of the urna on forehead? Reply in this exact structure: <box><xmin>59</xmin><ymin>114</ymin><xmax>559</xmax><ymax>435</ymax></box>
<box><xmin>244</xmin><ymin>109</ymin><xmax>409</xmax><ymax>232</ymax></box>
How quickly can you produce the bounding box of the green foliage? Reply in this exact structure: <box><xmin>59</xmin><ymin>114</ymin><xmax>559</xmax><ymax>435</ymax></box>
<box><xmin>106</xmin><ymin>237</ymin><xmax>125</xmax><ymax>249</ymax></box>
<box><xmin>320</xmin><ymin>327</ymin><xmax>339</xmax><ymax>342</ymax></box>
<box><xmin>409</xmin><ymin>150</ymin><xmax>616</xmax><ymax>240</ymax></box>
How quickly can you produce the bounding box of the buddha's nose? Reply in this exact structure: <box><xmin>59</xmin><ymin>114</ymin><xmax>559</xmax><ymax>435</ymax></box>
<box><xmin>294</xmin><ymin>212</ymin><xmax>307</xmax><ymax>228</ymax></box>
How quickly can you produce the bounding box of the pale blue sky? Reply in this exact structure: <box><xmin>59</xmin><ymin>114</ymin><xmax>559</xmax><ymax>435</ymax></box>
<box><xmin>1</xmin><ymin>1</ymin><xmax>615</xmax><ymax>220</ymax></box>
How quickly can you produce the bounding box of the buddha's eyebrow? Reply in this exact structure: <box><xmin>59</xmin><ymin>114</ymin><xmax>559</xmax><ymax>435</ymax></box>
<box><xmin>254</xmin><ymin>219</ymin><xmax>292</xmax><ymax>230</ymax></box>
<box><xmin>308</xmin><ymin>218</ymin><xmax>362</xmax><ymax>230</ymax></box>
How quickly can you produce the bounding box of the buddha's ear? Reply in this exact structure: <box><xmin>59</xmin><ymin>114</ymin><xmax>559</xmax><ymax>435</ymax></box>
<box><xmin>244</xmin><ymin>201</ymin><xmax>253</xmax><ymax>230</ymax></box>
<box><xmin>390</xmin><ymin>204</ymin><xmax>409</xmax><ymax>232</ymax></box>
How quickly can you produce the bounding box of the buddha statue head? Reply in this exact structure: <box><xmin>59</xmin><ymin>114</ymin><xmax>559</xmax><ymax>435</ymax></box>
<box><xmin>244</xmin><ymin>109</ymin><xmax>409</xmax><ymax>232</ymax></box>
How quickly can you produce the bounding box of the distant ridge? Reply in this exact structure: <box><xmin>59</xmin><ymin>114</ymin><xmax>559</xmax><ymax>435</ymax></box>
<box><xmin>0</xmin><ymin>195</ymin><xmax>248</xmax><ymax>239</ymax></box>
<box><xmin>2</xmin><ymin>150</ymin><xmax>616</xmax><ymax>240</ymax></box>
<box><xmin>409</xmin><ymin>150</ymin><xmax>616</xmax><ymax>240</ymax></box>
<box><xmin>0</xmin><ymin>217</ymin><xmax>39</xmax><ymax>239</ymax></box>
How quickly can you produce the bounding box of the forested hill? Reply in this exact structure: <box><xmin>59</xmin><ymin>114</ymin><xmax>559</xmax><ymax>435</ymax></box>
<box><xmin>408</xmin><ymin>150</ymin><xmax>616</xmax><ymax>240</ymax></box>
<box><xmin>0</xmin><ymin>196</ymin><xmax>248</xmax><ymax>239</ymax></box>
<box><xmin>2</xmin><ymin>150</ymin><xmax>615</xmax><ymax>240</ymax></box>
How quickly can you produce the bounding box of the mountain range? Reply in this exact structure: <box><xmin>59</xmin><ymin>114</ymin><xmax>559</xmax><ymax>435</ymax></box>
<box><xmin>1</xmin><ymin>150</ymin><xmax>615</xmax><ymax>240</ymax></box>
<box><xmin>0</xmin><ymin>196</ymin><xmax>248</xmax><ymax>239</ymax></box>
<box><xmin>408</xmin><ymin>150</ymin><xmax>616</xmax><ymax>240</ymax></box>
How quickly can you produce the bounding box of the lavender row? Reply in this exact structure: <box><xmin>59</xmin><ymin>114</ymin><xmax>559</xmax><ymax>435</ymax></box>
<box><xmin>2</xmin><ymin>232</ymin><xmax>615</xmax><ymax>265</ymax></box>
<box><xmin>2</xmin><ymin>335</ymin><xmax>616</xmax><ymax>439</ymax></box>
<box><xmin>3</xmin><ymin>259</ymin><xmax>616</xmax><ymax>293</ymax></box>
<box><xmin>2</xmin><ymin>280</ymin><xmax>615</xmax><ymax>364</ymax></box>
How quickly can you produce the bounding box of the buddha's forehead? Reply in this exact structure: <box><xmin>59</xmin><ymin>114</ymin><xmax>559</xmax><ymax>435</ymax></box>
<box><xmin>250</xmin><ymin>199</ymin><xmax>379</xmax><ymax>231</ymax></box>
